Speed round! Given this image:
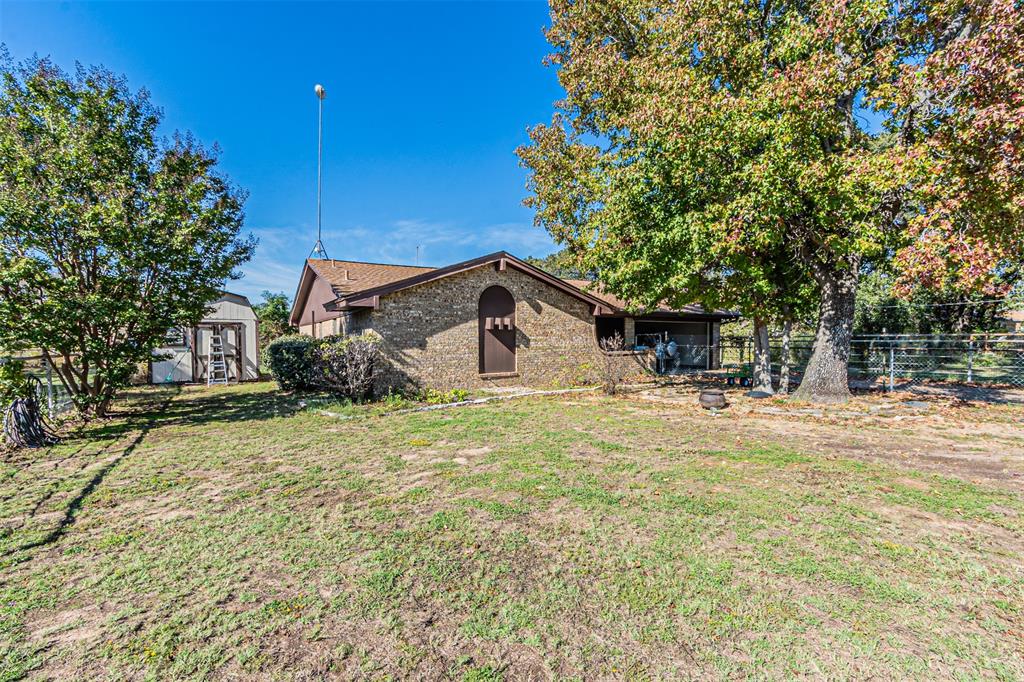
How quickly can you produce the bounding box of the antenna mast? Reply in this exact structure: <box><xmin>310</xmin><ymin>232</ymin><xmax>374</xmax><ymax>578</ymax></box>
<box><xmin>310</xmin><ymin>84</ymin><xmax>329</xmax><ymax>259</ymax></box>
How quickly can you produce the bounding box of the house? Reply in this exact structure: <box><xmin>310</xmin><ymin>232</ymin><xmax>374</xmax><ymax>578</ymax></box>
<box><xmin>289</xmin><ymin>251</ymin><xmax>736</xmax><ymax>390</ymax></box>
<box><xmin>1000</xmin><ymin>309</ymin><xmax>1024</xmax><ymax>333</ymax></box>
<box><xmin>150</xmin><ymin>292</ymin><xmax>260</xmax><ymax>384</ymax></box>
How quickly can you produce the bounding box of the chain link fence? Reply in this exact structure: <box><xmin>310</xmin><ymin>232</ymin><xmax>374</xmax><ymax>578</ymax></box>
<box><xmin>652</xmin><ymin>333</ymin><xmax>1024</xmax><ymax>390</ymax></box>
<box><xmin>855</xmin><ymin>334</ymin><xmax>1024</xmax><ymax>388</ymax></box>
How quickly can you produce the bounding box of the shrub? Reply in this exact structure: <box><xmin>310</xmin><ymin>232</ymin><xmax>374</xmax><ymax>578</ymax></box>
<box><xmin>380</xmin><ymin>389</ymin><xmax>415</xmax><ymax>411</ymax></box>
<box><xmin>266</xmin><ymin>334</ymin><xmax>317</xmax><ymax>391</ymax></box>
<box><xmin>419</xmin><ymin>387</ymin><xmax>470</xmax><ymax>405</ymax></box>
<box><xmin>0</xmin><ymin>359</ymin><xmax>33</xmax><ymax>405</ymax></box>
<box><xmin>598</xmin><ymin>331</ymin><xmax>628</xmax><ymax>395</ymax></box>
<box><xmin>314</xmin><ymin>334</ymin><xmax>380</xmax><ymax>401</ymax></box>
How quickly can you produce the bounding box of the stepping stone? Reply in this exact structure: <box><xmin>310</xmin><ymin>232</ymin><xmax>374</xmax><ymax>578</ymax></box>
<box><xmin>746</xmin><ymin>390</ymin><xmax>774</xmax><ymax>399</ymax></box>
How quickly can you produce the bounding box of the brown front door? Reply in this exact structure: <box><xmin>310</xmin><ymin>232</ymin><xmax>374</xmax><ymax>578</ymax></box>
<box><xmin>479</xmin><ymin>285</ymin><xmax>516</xmax><ymax>374</ymax></box>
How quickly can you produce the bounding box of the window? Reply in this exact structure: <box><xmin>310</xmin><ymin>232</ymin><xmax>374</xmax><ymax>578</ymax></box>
<box><xmin>595</xmin><ymin>317</ymin><xmax>626</xmax><ymax>347</ymax></box>
<box><xmin>164</xmin><ymin>326</ymin><xmax>188</xmax><ymax>347</ymax></box>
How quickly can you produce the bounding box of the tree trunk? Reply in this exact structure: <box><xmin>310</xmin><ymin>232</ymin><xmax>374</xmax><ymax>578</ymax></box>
<box><xmin>751</xmin><ymin>318</ymin><xmax>774</xmax><ymax>394</ymax></box>
<box><xmin>94</xmin><ymin>396</ymin><xmax>113</xmax><ymax>418</ymax></box>
<box><xmin>777</xmin><ymin>319</ymin><xmax>792</xmax><ymax>395</ymax></box>
<box><xmin>791</xmin><ymin>264</ymin><xmax>858</xmax><ymax>403</ymax></box>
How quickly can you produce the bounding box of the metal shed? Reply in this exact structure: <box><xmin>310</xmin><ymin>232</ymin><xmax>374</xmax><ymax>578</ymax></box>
<box><xmin>150</xmin><ymin>292</ymin><xmax>260</xmax><ymax>384</ymax></box>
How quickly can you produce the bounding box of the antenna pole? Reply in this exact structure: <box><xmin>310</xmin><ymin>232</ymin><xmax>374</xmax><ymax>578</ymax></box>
<box><xmin>310</xmin><ymin>84</ymin><xmax>329</xmax><ymax>259</ymax></box>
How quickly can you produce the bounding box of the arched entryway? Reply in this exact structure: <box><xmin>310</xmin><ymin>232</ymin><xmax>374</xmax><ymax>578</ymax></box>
<box><xmin>479</xmin><ymin>285</ymin><xmax>516</xmax><ymax>374</ymax></box>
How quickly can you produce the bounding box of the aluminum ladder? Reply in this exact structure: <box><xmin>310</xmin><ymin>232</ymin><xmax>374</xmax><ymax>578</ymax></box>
<box><xmin>207</xmin><ymin>334</ymin><xmax>229</xmax><ymax>386</ymax></box>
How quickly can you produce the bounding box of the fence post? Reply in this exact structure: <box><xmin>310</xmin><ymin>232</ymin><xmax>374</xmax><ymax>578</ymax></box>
<box><xmin>888</xmin><ymin>343</ymin><xmax>895</xmax><ymax>392</ymax></box>
<box><xmin>45</xmin><ymin>360</ymin><xmax>54</xmax><ymax>419</ymax></box>
<box><xmin>966</xmin><ymin>339</ymin><xmax>974</xmax><ymax>383</ymax></box>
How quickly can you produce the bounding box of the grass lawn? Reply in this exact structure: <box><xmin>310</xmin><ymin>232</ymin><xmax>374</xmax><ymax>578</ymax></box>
<box><xmin>2</xmin><ymin>382</ymin><xmax>1022</xmax><ymax>680</ymax></box>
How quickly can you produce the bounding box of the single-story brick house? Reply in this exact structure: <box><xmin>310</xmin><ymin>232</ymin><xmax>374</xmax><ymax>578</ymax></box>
<box><xmin>289</xmin><ymin>251</ymin><xmax>736</xmax><ymax>390</ymax></box>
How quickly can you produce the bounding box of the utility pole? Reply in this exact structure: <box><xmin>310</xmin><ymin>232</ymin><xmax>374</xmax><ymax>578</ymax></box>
<box><xmin>309</xmin><ymin>83</ymin><xmax>329</xmax><ymax>259</ymax></box>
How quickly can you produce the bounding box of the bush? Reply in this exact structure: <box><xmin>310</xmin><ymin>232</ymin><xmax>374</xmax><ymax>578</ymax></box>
<box><xmin>380</xmin><ymin>389</ymin><xmax>416</xmax><ymax>411</ymax></box>
<box><xmin>266</xmin><ymin>334</ymin><xmax>317</xmax><ymax>391</ymax></box>
<box><xmin>419</xmin><ymin>387</ymin><xmax>470</xmax><ymax>405</ymax></box>
<box><xmin>0</xmin><ymin>359</ymin><xmax>33</xmax><ymax>405</ymax></box>
<box><xmin>598</xmin><ymin>331</ymin><xmax>628</xmax><ymax>395</ymax></box>
<box><xmin>314</xmin><ymin>335</ymin><xmax>380</xmax><ymax>401</ymax></box>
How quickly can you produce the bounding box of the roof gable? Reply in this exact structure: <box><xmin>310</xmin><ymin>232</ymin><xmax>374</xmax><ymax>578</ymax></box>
<box><xmin>214</xmin><ymin>291</ymin><xmax>253</xmax><ymax>309</ymax></box>
<box><xmin>330</xmin><ymin>252</ymin><xmax>613</xmax><ymax>313</ymax></box>
<box><xmin>307</xmin><ymin>258</ymin><xmax>435</xmax><ymax>297</ymax></box>
<box><xmin>289</xmin><ymin>252</ymin><xmax>737</xmax><ymax>323</ymax></box>
<box><xmin>289</xmin><ymin>258</ymin><xmax>436</xmax><ymax>325</ymax></box>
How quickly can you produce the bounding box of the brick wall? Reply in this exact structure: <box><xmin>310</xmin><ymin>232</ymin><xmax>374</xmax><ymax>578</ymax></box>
<box><xmin>358</xmin><ymin>264</ymin><xmax>649</xmax><ymax>392</ymax></box>
<box><xmin>299</xmin><ymin>319</ymin><xmax>342</xmax><ymax>339</ymax></box>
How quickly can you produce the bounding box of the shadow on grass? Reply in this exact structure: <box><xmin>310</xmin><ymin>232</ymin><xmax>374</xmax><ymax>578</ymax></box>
<box><xmin>83</xmin><ymin>383</ymin><xmax>300</xmax><ymax>441</ymax></box>
<box><xmin>655</xmin><ymin>373</ymin><xmax>1024</xmax><ymax>405</ymax></box>
<box><xmin>2</xmin><ymin>388</ymin><xmax>182</xmax><ymax>562</ymax></box>
<box><xmin>890</xmin><ymin>380</ymin><xmax>1024</xmax><ymax>405</ymax></box>
<box><xmin>3</xmin><ymin>384</ymin><xmax>305</xmax><ymax>562</ymax></box>
<box><xmin>149</xmin><ymin>384</ymin><xmax>305</xmax><ymax>428</ymax></box>
<box><xmin>4</xmin><ymin>426</ymin><xmax>152</xmax><ymax>560</ymax></box>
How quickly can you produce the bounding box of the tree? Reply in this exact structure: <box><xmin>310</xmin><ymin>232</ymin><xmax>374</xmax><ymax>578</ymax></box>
<box><xmin>253</xmin><ymin>291</ymin><xmax>293</xmax><ymax>349</ymax></box>
<box><xmin>524</xmin><ymin>249</ymin><xmax>589</xmax><ymax>279</ymax></box>
<box><xmin>701</xmin><ymin>246</ymin><xmax>817</xmax><ymax>395</ymax></box>
<box><xmin>0</xmin><ymin>58</ymin><xmax>255</xmax><ymax>417</ymax></box>
<box><xmin>519</xmin><ymin>0</ymin><xmax>1023</xmax><ymax>403</ymax></box>
<box><xmin>854</xmin><ymin>269</ymin><xmax>1018</xmax><ymax>335</ymax></box>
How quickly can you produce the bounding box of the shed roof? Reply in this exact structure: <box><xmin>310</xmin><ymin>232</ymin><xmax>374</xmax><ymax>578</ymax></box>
<box><xmin>215</xmin><ymin>291</ymin><xmax>253</xmax><ymax>308</ymax></box>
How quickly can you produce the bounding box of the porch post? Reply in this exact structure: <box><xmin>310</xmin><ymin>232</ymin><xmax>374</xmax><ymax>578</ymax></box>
<box><xmin>706</xmin><ymin>321</ymin><xmax>711</xmax><ymax>371</ymax></box>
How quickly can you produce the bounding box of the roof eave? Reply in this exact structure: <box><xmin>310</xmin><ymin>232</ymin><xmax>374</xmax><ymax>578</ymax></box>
<box><xmin>288</xmin><ymin>263</ymin><xmax>316</xmax><ymax>326</ymax></box>
<box><xmin>329</xmin><ymin>251</ymin><xmax>612</xmax><ymax>312</ymax></box>
<box><xmin>632</xmin><ymin>310</ymin><xmax>741</xmax><ymax>320</ymax></box>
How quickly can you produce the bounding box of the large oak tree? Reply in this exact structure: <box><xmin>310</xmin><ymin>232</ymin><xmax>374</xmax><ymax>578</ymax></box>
<box><xmin>0</xmin><ymin>57</ymin><xmax>255</xmax><ymax>417</ymax></box>
<box><xmin>519</xmin><ymin>0</ymin><xmax>1023</xmax><ymax>402</ymax></box>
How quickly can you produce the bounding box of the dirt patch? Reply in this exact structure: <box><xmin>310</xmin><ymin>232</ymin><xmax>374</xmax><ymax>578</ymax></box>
<box><xmin>634</xmin><ymin>385</ymin><xmax>1024</xmax><ymax>488</ymax></box>
<box><xmin>871</xmin><ymin>504</ymin><xmax>1022</xmax><ymax>562</ymax></box>
<box><xmin>458</xmin><ymin>446</ymin><xmax>494</xmax><ymax>458</ymax></box>
<box><xmin>401</xmin><ymin>470</ymin><xmax>436</xmax><ymax>492</ymax></box>
<box><xmin>29</xmin><ymin>604</ymin><xmax>105</xmax><ymax>647</ymax></box>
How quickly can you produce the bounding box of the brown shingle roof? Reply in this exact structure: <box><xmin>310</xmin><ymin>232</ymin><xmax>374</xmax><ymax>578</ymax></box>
<box><xmin>302</xmin><ymin>253</ymin><xmax>735</xmax><ymax>319</ymax></box>
<box><xmin>564</xmin><ymin>279</ymin><xmax>736</xmax><ymax>317</ymax></box>
<box><xmin>330</xmin><ymin>251</ymin><xmax>612</xmax><ymax>312</ymax></box>
<box><xmin>306</xmin><ymin>258</ymin><xmax>435</xmax><ymax>298</ymax></box>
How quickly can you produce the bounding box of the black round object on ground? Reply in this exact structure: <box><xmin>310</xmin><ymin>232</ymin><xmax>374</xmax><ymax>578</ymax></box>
<box><xmin>699</xmin><ymin>389</ymin><xmax>727</xmax><ymax>410</ymax></box>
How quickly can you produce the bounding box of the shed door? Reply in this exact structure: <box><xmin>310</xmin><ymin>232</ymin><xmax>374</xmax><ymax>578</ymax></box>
<box><xmin>194</xmin><ymin>323</ymin><xmax>244</xmax><ymax>382</ymax></box>
<box><xmin>479</xmin><ymin>286</ymin><xmax>516</xmax><ymax>374</ymax></box>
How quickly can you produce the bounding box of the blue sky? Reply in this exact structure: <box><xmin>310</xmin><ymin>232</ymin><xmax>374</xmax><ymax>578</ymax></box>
<box><xmin>1</xmin><ymin>1</ymin><xmax>563</xmax><ymax>302</ymax></box>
